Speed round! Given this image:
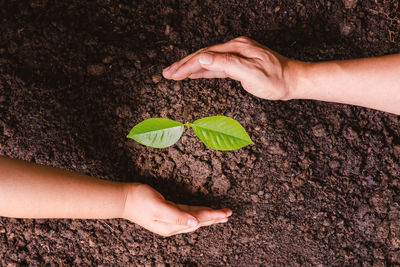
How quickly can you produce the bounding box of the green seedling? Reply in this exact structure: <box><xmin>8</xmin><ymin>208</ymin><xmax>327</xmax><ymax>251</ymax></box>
<box><xmin>127</xmin><ymin>116</ymin><xmax>254</xmax><ymax>151</ymax></box>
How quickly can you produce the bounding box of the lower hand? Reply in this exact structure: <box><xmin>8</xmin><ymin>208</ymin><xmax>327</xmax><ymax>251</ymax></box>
<box><xmin>163</xmin><ymin>36</ymin><xmax>300</xmax><ymax>101</ymax></box>
<box><xmin>122</xmin><ymin>183</ymin><xmax>232</xmax><ymax>237</ymax></box>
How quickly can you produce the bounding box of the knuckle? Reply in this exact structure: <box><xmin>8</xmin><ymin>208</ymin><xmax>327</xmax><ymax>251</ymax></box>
<box><xmin>221</xmin><ymin>54</ymin><xmax>231</xmax><ymax>65</ymax></box>
<box><xmin>259</xmin><ymin>51</ymin><xmax>276</xmax><ymax>64</ymax></box>
<box><xmin>231</xmin><ymin>37</ymin><xmax>258</xmax><ymax>55</ymax></box>
<box><xmin>234</xmin><ymin>36</ymin><xmax>250</xmax><ymax>43</ymax></box>
<box><xmin>249</xmin><ymin>58</ymin><xmax>264</xmax><ymax>69</ymax></box>
<box><xmin>219</xmin><ymin>53</ymin><xmax>238</xmax><ymax>67</ymax></box>
<box><xmin>175</xmin><ymin>216</ymin><xmax>187</xmax><ymax>226</ymax></box>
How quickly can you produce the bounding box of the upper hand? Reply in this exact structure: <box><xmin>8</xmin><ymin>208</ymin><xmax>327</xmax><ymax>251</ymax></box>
<box><xmin>122</xmin><ymin>183</ymin><xmax>232</xmax><ymax>237</ymax></box>
<box><xmin>163</xmin><ymin>36</ymin><xmax>299</xmax><ymax>101</ymax></box>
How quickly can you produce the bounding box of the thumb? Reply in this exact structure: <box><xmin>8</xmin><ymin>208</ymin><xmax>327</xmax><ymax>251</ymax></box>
<box><xmin>157</xmin><ymin>202</ymin><xmax>199</xmax><ymax>227</ymax></box>
<box><xmin>198</xmin><ymin>52</ymin><xmax>250</xmax><ymax>81</ymax></box>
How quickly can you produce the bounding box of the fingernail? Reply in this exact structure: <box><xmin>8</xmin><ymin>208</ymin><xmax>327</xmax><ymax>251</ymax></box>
<box><xmin>187</xmin><ymin>217</ymin><xmax>198</xmax><ymax>227</ymax></box>
<box><xmin>163</xmin><ymin>66</ymin><xmax>171</xmax><ymax>74</ymax></box>
<box><xmin>199</xmin><ymin>53</ymin><xmax>213</xmax><ymax>65</ymax></box>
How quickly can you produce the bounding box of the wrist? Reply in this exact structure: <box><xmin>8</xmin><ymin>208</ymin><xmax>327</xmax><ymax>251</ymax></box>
<box><xmin>120</xmin><ymin>182</ymin><xmax>141</xmax><ymax>220</ymax></box>
<box><xmin>283</xmin><ymin>60</ymin><xmax>312</xmax><ymax>100</ymax></box>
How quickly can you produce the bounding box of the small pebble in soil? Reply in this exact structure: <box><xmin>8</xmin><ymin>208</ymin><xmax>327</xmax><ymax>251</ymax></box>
<box><xmin>173</xmin><ymin>83</ymin><xmax>181</xmax><ymax>91</ymax></box>
<box><xmin>343</xmin><ymin>126</ymin><xmax>358</xmax><ymax>140</ymax></box>
<box><xmin>87</xmin><ymin>64</ymin><xmax>105</xmax><ymax>76</ymax></box>
<box><xmin>211</xmin><ymin>158</ymin><xmax>222</xmax><ymax>174</ymax></box>
<box><xmin>212</xmin><ymin>175</ymin><xmax>231</xmax><ymax>195</ymax></box>
<box><xmin>134</xmin><ymin>61</ymin><xmax>141</xmax><ymax>70</ymax></box>
<box><xmin>8</xmin><ymin>41</ymin><xmax>18</xmax><ymax>54</ymax></box>
<box><xmin>116</xmin><ymin>106</ymin><xmax>132</xmax><ymax>118</ymax></box>
<box><xmin>102</xmin><ymin>56</ymin><xmax>113</xmax><ymax>64</ymax></box>
<box><xmin>342</xmin><ymin>0</ymin><xmax>358</xmax><ymax>9</ymax></box>
<box><xmin>125</xmin><ymin>51</ymin><xmax>136</xmax><ymax>61</ymax></box>
<box><xmin>122</xmin><ymin>68</ymin><xmax>136</xmax><ymax>79</ymax></box>
<box><xmin>267</xmin><ymin>142</ymin><xmax>285</xmax><ymax>155</ymax></box>
<box><xmin>394</xmin><ymin>145</ymin><xmax>400</xmax><ymax>158</ymax></box>
<box><xmin>340</xmin><ymin>22</ymin><xmax>354</xmax><ymax>36</ymax></box>
<box><xmin>152</xmin><ymin>74</ymin><xmax>162</xmax><ymax>83</ymax></box>
<box><xmin>364</xmin><ymin>175</ymin><xmax>377</xmax><ymax>186</ymax></box>
<box><xmin>146</xmin><ymin>50</ymin><xmax>157</xmax><ymax>58</ymax></box>
<box><xmin>288</xmin><ymin>192</ymin><xmax>296</xmax><ymax>202</ymax></box>
<box><xmin>88</xmin><ymin>240</ymin><xmax>95</xmax><ymax>247</ymax></box>
<box><xmin>190</xmin><ymin>160</ymin><xmax>211</xmax><ymax>187</ymax></box>
<box><xmin>183</xmin><ymin>105</ymin><xmax>194</xmax><ymax>121</ymax></box>
<box><xmin>246</xmin><ymin>218</ymin><xmax>253</xmax><ymax>225</ymax></box>
<box><xmin>165</xmin><ymin>25</ymin><xmax>171</xmax><ymax>35</ymax></box>
<box><xmin>374</xmin><ymin>248</ymin><xmax>385</xmax><ymax>260</ymax></box>
<box><xmin>250</xmin><ymin>194</ymin><xmax>259</xmax><ymax>203</ymax></box>
<box><xmin>312</xmin><ymin>124</ymin><xmax>327</xmax><ymax>137</ymax></box>
<box><xmin>2</xmin><ymin>124</ymin><xmax>12</xmax><ymax>137</ymax></box>
<box><xmin>329</xmin><ymin>160</ymin><xmax>340</xmax><ymax>170</ymax></box>
<box><xmin>391</xmin><ymin>238</ymin><xmax>400</xmax><ymax>249</ymax></box>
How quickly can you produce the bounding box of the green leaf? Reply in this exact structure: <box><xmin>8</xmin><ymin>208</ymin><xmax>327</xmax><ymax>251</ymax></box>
<box><xmin>127</xmin><ymin>118</ymin><xmax>184</xmax><ymax>148</ymax></box>
<box><xmin>191</xmin><ymin>116</ymin><xmax>254</xmax><ymax>151</ymax></box>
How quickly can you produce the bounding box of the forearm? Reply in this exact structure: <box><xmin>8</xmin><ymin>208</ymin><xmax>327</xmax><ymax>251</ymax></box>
<box><xmin>292</xmin><ymin>54</ymin><xmax>400</xmax><ymax>115</ymax></box>
<box><xmin>0</xmin><ymin>156</ymin><xmax>129</xmax><ymax>219</ymax></box>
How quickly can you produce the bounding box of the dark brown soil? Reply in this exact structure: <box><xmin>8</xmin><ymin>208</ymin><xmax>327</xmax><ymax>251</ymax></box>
<box><xmin>1</xmin><ymin>0</ymin><xmax>400</xmax><ymax>265</ymax></box>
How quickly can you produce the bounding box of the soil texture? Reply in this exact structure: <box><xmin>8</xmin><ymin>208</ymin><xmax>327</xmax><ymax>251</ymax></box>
<box><xmin>1</xmin><ymin>0</ymin><xmax>400</xmax><ymax>265</ymax></box>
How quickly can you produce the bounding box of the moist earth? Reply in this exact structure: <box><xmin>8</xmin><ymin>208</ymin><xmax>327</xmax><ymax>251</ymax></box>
<box><xmin>1</xmin><ymin>0</ymin><xmax>400</xmax><ymax>265</ymax></box>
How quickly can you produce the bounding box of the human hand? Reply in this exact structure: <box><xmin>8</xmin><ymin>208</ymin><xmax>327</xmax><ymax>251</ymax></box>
<box><xmin>163</xmin><ymin>36</ymin><xmax>301</xmax><ymax>101</ymax></box>
<box><xmin>122</xmin><ymin>183</ymin><xmax>232</xmax><ymax>237</ymax></box>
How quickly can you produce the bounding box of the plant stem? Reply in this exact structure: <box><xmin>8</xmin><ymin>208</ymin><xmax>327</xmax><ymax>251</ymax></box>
<box><xmin>185</xmin><ymin>122</ymin><xmax>192</xmax><ymax>129</ymax></box>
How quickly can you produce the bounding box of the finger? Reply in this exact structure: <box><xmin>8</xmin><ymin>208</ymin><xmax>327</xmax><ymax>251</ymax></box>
<box><xmin>155</xmin><ymin>209</ymin><xmax>232</xmax><ymax>237</ymax></box>
<box><xmin>163</xmin><ymin>50</ymin><xmax>203</xmax><ymax>78</ymax></box>
<box><xmin>174</xmin><ymin>217</ymin><xmax>230</xmax><ymax>235</ymax></box>
<box><xmin>188</xmin><ymin>70</ymin><xmax>228</xmax><ymax>79</ymax></box>
<box><xmin>171</xmin><ymin>51</ymin><xmax>254</xmax><ymax>81</ymax></box>
<box><xmin>163</xmin><ymin>38</ymin><xmax>251</xmax><ymax>79</ymax></box>
<box><xmin>218</xmin><ymin>208</ymin><xmax>233</xmax><ymax>217</ymax></box>
<box><xmin>165</xmin><ymin>51</ymin><xmax>233</xmax><ymax>80</ymax></box>
<box><xmin>197</xmin><ymin>216</ymin><xmax>229</xmax><ymax>227</ymax></box>
<box><xmin>175</xmin><ymin>204</ymin><xmax>232</xmax><ymax>222</ymax></box>
<box><xmin>150</xmin><ymin>220</ymin><xmax>196</xmax><ymax>237</ymax></box>
<box><xmin>198</xmin><ymin>52</ymin><xmax>255</xmax><ymax>82</ymax></box>
<box><xmin>155</xmin><ymin>202</ymin><xmax>199</xmax><ymax>227</ymax></box>
<box><xmin>192</xmin><ymin>208</ymin><xmax>230</xmax><ymax>222</ymax></box>
<box><xmin>179</xmin><ymin>205</ymin><xmax>232</xmax><ymax>218</ymax></box>
<box><xmin>160</xmin><ymin>216</ymin><xmax>230</xmax><ymax>236</ymax></box>
<box><xmin>163</xmin><ymin>41</ymin><xmax>239</xmax><ymax>77</ymax></box>
<box><xmin>163</xmin><ymin>46</ymin><xmax>216</xmax><ymax>79</ymax></box>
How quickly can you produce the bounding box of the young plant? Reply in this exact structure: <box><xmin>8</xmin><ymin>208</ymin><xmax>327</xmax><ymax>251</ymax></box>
<box><xmin>127</xmin><ymin>116</ymin><xmax>254</xmax><ymax>151</ymax></box>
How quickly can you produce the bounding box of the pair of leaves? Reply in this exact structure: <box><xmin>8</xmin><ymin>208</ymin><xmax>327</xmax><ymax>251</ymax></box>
<box><xmin>127</xmin><ymin>116</ymin><xmax>254</xmax><ymax>151</ymax></box>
